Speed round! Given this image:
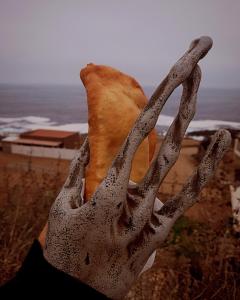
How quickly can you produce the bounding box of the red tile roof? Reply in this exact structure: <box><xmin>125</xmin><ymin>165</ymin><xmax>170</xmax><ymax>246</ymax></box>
<box><xmin>22</xmin><ymin>129</ymin><xmax>78</xmax><ymax>139</ymax></box>
<box><xmin>13</xmin><ymin>138</ymin><xmax>62</xmax><ymax>147</ymax></box>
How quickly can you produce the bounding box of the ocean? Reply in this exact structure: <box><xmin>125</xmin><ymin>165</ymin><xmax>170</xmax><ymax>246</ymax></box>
<box><xmin>0</xmin><ymin>84</ymin><xmax>240</xmax><ymax>135</ymax></box>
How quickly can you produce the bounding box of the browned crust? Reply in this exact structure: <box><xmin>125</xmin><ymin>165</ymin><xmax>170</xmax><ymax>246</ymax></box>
<box><xmin>80</xmin><ymin>64</ymin><xmax>157</xmax><ymax>200</ymax></box>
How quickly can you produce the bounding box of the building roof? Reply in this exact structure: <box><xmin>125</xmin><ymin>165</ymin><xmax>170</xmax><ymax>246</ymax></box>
<box><xmin>2</xmin><ymin>136</ymin><xmax>18</xmax><ymax>142</ymax></box>
<box><xmin>11</xmin><ymin>138</ymin><xmax>62</xmax><ymax>147</ymax></box>
<box><xmin>21</xmin><ymin>129</ymin><xmax>78</xmax><ymax>139</ymax></box>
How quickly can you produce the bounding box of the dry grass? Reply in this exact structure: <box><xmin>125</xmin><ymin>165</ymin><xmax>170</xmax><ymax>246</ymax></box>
<box><xmin>126</xmin><ymin>217</ymin><xmax>240</xmax><ymax>299</ymax></box>
<box><xmin>0</xmin><ymin>164</ymin><xmax>66</xmax><ymax>284</ymax></box>
<box><xmin>0</xmin><ymin>152</ymin><xmax>239</xmax><ymax>299</ymax></box>
<box><xmin>126</xmin><ymin>180</ymin><xmax>240</xmax><ymax>300</ymax></box>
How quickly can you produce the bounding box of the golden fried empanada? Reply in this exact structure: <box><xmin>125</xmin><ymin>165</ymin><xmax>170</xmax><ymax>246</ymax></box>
<box><xmin>80</xmin><ymin>63</ymin><xmax>157</xmax><ymax>200</ymax></box>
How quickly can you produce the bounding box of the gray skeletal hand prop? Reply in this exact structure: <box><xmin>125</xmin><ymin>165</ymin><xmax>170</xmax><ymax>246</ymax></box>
<box><xmin>44</xmin><ymin>36</ymin><xmax>231</xmax><ymax>299</ymax></box>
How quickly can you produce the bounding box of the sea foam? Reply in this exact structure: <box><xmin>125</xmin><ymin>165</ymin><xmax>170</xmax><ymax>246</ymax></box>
<box><xmin>157</xmin><ymin>115</ymin><xmax>240</xmax><ymax>132</ymax></box>
<box><xmin>0</xmin><ymin>115</ymin><xmax>240</xmax><ymax>136</ymax></box>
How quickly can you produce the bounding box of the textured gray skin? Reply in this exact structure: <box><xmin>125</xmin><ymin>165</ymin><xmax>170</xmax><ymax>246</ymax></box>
<box><xmin>44</xmin><ymin>36</ymin><xmax>232</xmax><ymax>299</ymax></box>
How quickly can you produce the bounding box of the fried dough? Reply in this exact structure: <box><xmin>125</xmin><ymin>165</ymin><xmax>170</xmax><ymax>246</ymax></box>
<box><xmin>80</xmin><ymin>63</ymin><xmax>157</xmax><ymax>200</ymax></box>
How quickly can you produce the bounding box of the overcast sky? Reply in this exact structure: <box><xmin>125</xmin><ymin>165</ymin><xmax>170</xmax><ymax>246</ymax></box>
<box><xmin>0</xmin><ymin>0</ymin><xmax>239</xmax><ymax>88</ymax></box>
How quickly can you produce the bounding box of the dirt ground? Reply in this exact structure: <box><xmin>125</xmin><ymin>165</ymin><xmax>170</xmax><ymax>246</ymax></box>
<box><xmin>0</xmin><ymin>139</ymin><xmax>239</xmax><ymax>299</ymax></box>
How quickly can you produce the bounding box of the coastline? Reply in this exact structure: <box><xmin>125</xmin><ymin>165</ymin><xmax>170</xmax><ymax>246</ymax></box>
<box><xmin>1</xmin><ymin>114</ymin><xmax>240</xmax><ymax>137</ymax></box>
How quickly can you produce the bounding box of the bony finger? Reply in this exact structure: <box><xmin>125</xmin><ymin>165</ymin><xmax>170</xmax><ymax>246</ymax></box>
<box><xmin>139</xmin><ymin>65</ymin><xmax>201</xmax><ymax>197</ymax></box>
<box><xmin>129</xmin><ymin>66</ymin><xmax>201</xmax><ymax>235</ymax></box>
<box><xmin>149</xmin><ymin>130</ymin><xmax>231</xmax><ymax>247</ymax></box>
<box><xmin>64</xmin><ymin>137</ymin><xmax>90</xmax><ymax>189</ymax></box>
<box><xmin>157</xmin><ymin>129</ymin><xmax>231</xmax><ymax>224</ymax></box>
<box><xmin>181</xmin><ymin>129</ymin><xmax>232</xmax><ymax>202</ymax></box>
<box><xmin>188</xmin><ymin>36</ymin><xmax>213</xmax><ymax>60</ymax></box>
<box><xmin>107</xmin><ymin>37</ymin><xmax>212</xmax><ymax>187</ymax></box>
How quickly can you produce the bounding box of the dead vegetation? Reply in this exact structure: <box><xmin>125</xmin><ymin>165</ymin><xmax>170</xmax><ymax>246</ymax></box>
<box><xmin>126</xmin><ymin>191</ymin><xmax>240</xmax><ymax>299</ymax></box>
<box><xmin>0</xmin><ymin>156</ymin><xmax>67</xmax><ymax>284</ymax></box>
<box><xmin>0</xmin><ymin>151</ymin><xmax>239</xmax><ymax>299</ymax></box>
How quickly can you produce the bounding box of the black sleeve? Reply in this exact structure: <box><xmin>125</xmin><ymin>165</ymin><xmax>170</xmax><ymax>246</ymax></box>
<box><xmin>0</xmin><ymin>240</ymin><xmax>109</xmax><ymax>299</ymax></box>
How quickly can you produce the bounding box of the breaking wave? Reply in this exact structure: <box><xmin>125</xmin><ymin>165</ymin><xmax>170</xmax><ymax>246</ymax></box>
<box><xmin>1</xmin><ymin>115</ymin><xmax>239</xmax><ymax>136</ymax></box>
